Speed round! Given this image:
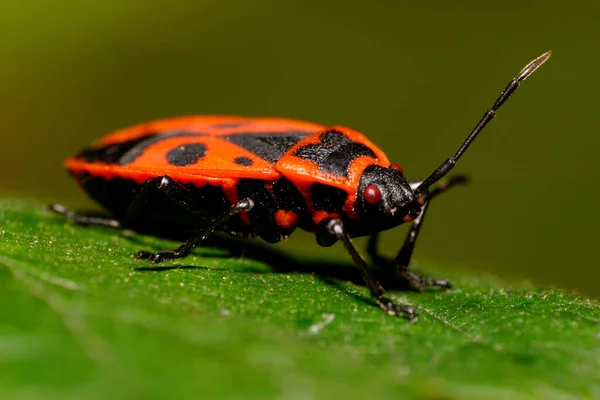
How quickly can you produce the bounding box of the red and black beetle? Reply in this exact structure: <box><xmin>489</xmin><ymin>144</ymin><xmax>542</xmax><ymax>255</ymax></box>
<box><xmin>50</xmin><ymin>52</ymin><xmax>550</xmax><ymax>318</ymax></box>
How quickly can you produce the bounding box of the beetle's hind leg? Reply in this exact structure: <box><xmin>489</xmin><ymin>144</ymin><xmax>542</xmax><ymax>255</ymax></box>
<box><xmin>47</xmin><ymin>203</ymin><xmax>121</xmax><ymax>228</ymax></box>
<box><xmin>367</xmin><ymin>175</ymin><xmax>468</xmax><ymax>291</ymax></box>
<box><xmin>136</xmin><ymin>198</ymin><xmax>255</xmax><ymax>263</ymax></box>
<box><xmin>47</xmin><ymin>174</ymin><xmax>194</xmax><ymax>231</ymax></box>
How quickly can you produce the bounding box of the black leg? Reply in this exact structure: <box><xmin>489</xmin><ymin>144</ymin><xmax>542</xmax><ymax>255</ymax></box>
<box><xmin>321</xmin><ymin>218</ymin><xmax>417</xmax><ymax>319</ymax></box>
<box><xmin>366</xmin><ymin>179</ymin><xmax>423</xmax><ymax>266</ymax></box>
<box><xmin>136</xmin><ymin>198</ymin><xmax>255</xmax><ymax>263</ymax></box>
<box><xmin>47</xmin><ymin>203</ymin><xmax>121</xmax><ymax>228</ymax></box>
<box><xmin>51</xmin><ymin>176</ymin><xmax>255</xmax><ymax>262</ymax></box>
<box><xmin>48</xmin><ymin>176</ymin><xmax>194</xmax><ymax>230</ymax></box>
<box><xmin>369</xmin><ymin>175</ymin><xmax>469</xmax><ymax>291</ymax></box>
<box><xmin>395</xmin><ymin>200</ymin><xmax>453</xmax><ymax>291</ymax></box>
<box><xmin>120</xmin><ymin>176</ymin><xmax>206</xmax><ymax>229</ymax></box>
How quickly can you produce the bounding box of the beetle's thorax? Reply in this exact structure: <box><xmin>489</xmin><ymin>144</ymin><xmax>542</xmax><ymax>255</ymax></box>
<box><xmin>303</xmin><ymin>165</ymin><xmax>421</xmax><ymax>237</ymax></box>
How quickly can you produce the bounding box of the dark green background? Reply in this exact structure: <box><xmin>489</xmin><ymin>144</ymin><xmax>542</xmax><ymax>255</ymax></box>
<box><xmin>1</xmin><ymin>1</ymin><xmax>598</xmax><ymax>297</ymax></box>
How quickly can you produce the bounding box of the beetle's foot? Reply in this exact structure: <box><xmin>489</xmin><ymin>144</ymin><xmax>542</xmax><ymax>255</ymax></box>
<box><xmin>401</xmin><ymin>270</ymin><xmax>451</xmax><ymax>291</ymax></box>
<box><xmin>136</xmin><ymin>251</ymin><xmax>178</xmax><ymax>263</ymax></box>
<box><xmin>377</xmin><ymin>296</ymin><xmax>418</xmax><ymax>321</ymax></box>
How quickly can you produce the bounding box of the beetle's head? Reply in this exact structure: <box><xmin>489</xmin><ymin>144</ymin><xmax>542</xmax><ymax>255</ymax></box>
<box><xmin>354</xmin><ymin>164</ymin><xmax>421</xmax><ymax>231</ymax></box>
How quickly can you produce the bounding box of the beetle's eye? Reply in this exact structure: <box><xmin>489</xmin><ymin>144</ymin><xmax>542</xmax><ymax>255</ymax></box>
<box><xmin>363</xmin><ymin>185</ymin><xmax>381</xmax><ymax>204</ymax></box>
<box><xmin>390</xmin><ymin>163</ymin><xmax>403</xmax><ymax>174</ymax></box>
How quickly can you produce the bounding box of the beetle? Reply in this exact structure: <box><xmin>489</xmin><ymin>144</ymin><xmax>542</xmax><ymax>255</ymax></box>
<box><xmin>49</xmin><ymin>52</ymin><xmax>550</xmax><ymax>319</ymax></box>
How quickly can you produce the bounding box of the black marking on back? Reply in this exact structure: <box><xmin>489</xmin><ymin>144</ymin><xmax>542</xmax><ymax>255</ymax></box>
<box><xmin>320</xmin><ymin>130</ymin><xmax>349</xmax><ymax>146</ymax></box>
<box><xmin>311</xmin><ymin>183</ymin><xmax>348</xmax><ymax>213</ymax></box>
<box><xmin>223</xmin><ymin>131</ymin><xmax>313</xmax><ymax>163</ymax></box>
<box><xmin>76</xmin><ymin>134</ymin><xmax>159</xmax><ymax>164</ymax></box>
<box><xmin>166</xmin><ymin>143</ymin><xmax>207</xmax><ymax>166</ymax></box>
<box><xmin>76</xmin><ymin>131</ymin><xmax>207</xmax><ymax>165</ymax></box>
<box><xmin>293</xmin><ymin>130</ymin><xmax>376</xmax><ymax>177</ymax></box>
<box><xmin>234</xmin><ymin>156</ymin><xmax>253</xmax><ymax>166</ymax></box>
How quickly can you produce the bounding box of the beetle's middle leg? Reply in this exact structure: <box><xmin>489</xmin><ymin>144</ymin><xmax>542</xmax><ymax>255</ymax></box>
<box><xmin>136</xmin><ymin>198</ymin><xmax>255</xmax><ymax>263</ymax></box>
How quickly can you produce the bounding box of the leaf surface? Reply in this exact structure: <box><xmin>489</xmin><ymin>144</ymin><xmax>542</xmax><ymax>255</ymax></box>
<box><xmin>0</xmin><ymin>199</ymin><xmax>598</xmax><ymax>399</ymax></box>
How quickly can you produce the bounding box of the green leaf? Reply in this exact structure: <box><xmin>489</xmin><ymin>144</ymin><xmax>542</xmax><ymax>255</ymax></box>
<box><xmin>0</xmin><ymin>198</ymin><xmax>598</xmax><ymax>400</ymax></box>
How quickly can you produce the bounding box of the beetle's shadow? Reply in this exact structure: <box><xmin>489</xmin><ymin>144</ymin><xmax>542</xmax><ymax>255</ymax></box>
<box><xmin>53</xmin><ymin>210</ymin><xmax>414</xmax><ymax>304</ymax></box>
<box><xmin>133</xmin><ymin>235</ymin><xmax>415</xmax><ymax>297</ymax></box>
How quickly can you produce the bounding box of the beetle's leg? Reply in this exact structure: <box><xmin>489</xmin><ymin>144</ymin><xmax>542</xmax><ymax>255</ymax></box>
<box><xmin>48</xmin><ymin>176</ymin><xmax>197</xmax><ymax>231</ymax></box>
<box><xmin>321</xmin><ymin>218</ymin><xmax>417</xmax><ymax>319</ymax></box>
<box><xmin>119</xmin><ymin>176</ymin><xmax>203</xmax><ymax>231</ymax></box>
<box><xmin>47</xmin><ymin>203</ymin><xmax>121</xmax><ymax>228</ymax></box>
<box><xmin>399</xmin><ymin>175</ymin><xmax>470</xmax><ymax>290</ymax></box>
<box><xmin>136</xmin><ymin>198</ymin><xmax>255</xmax><ymax>263</ymax></box>
<box><xmin>395</xmin><ymin>200</ymin><xmax>454</xmax><ymax>290</ymax></box>
<box><xmin>368</xmin><ymin>175</ymin><xmax>469</xmax><ymax>291</ymax></box>
<box><xmin>365</xmin><ymin>179</ymin><xmax>423</xmax><ymax>266</ymax></box>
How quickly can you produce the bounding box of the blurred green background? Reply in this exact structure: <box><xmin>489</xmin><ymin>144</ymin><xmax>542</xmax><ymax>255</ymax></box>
<box><xmin>1</xmin><ymin>1</ymin><xmax>598</xmax><ymax>297</ymax></box>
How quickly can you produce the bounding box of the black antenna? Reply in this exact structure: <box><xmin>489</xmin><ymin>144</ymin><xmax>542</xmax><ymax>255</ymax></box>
<box><xmin>414</xmin><ymin>51</ymin><xmax>551</xmax><ymax>196</ymax></box>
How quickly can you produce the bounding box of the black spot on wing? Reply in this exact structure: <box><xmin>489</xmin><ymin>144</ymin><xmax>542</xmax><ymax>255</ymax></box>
<box><xmin>223</xmin><ymin>131</ymin><xmax>313</xmax><ymax>163</ymax></box>
<box><xmin>293</xmin><ymin>130</ymin><xmax>376</xmax><ymax>177</ymax></box>
<box><xmin>166</xmin><ymin>143</ymin><xmax>207</xmax><ymax>166</ymax></box>
<box><xmin>120</xmin><ymin>131</ymin><xmax>207</xmax><ymax>164</ymax></box>
<box><xmin>233</xmin><ymin>156</ymin><xmax>253</xmax><ymax>166</ymax></box>
<box><xmin>76</xmin><ymin>131</ymin><xmax>208</xmax><ymax>165</ymax></box>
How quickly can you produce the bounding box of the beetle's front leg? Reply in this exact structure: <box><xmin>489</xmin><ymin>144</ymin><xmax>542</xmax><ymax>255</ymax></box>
<box><xmin>318</xmin><ymin>218</ymin><xmax>417</xmax><ymax>319</ymax></box>
<box><xmin>394</xmin><ymin>200</ymin><xmax>452</xmax><ymax>290</ymax></box>
<box><xmin>367</xmin><ymin>175</ymin><xmax>468</xmax><ymax>291</ymax></box>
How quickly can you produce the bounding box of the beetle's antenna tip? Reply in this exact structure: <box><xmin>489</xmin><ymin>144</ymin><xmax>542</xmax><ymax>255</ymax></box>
<box><xmin>517</xmin><ymin>51</ymin><xmax>551</xmax><ymax>82</ymax></box>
